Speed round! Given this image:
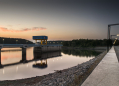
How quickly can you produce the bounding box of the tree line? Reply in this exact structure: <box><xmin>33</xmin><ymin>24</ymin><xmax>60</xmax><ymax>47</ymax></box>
<box><xmin>0</xmin><ymin>37</ymin><xmax>34</xmax><ymax>44</ymax></box>
<box><xmin>62</xmin><ymin>39</ymin><xmax>119</xmax><ymax>47</ymax></box>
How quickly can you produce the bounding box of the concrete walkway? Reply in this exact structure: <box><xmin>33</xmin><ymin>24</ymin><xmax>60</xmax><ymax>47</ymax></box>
<box><xmin>82</xmin><ymin>46</ymin><xmax>119</xmax><ymax>86</ymax></box>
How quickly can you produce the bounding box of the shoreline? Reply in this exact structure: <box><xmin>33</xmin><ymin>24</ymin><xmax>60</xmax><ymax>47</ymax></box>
<box><xmin>62</xmin><ymin>46</ymin><xmax>107</xmax><ymax>50</ymax></box>
<box><xmin>0</xmin><ymin>50</ymin><xmax>107</xmax><ymax>86</ymax></box>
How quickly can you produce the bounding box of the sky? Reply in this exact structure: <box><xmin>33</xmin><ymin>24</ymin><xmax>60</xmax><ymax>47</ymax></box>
<box><xmin>0</xmin><ymin>0</ymin><xmax>119</xmax><ymax>41</ymax></box>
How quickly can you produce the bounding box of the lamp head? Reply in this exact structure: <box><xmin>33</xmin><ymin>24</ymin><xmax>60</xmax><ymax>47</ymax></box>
<box><xmin>117</xmin><ymin>34</ymin><xmax>119</xmax><ymax>36</ymax></box>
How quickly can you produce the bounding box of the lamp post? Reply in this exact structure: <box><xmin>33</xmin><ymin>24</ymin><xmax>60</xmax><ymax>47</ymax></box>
<box><xmin>111</xmin><ymin>34</ymin><xmax>119</xmax><ymax>44</ymax></box>
<box><xmin>107</xmin><ymin>23</ymin><xmax>119</xmax><ymax>51</ymax></box>
<box><xmin>3</xmin><ymin>39</ymin><xmax>4</xmax><ymax>44</ymax></box>
<box><xmin>113</xmin><ymin>38</ymin><xmax>118</xmax><ymax>45</ymax></box>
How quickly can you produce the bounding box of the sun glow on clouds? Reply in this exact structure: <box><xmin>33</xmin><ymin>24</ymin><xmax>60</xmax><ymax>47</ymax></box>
<box><xmin>0</xmin><ymin>26</ymin><xmax>47</xmax><ymax>32</ymax></box>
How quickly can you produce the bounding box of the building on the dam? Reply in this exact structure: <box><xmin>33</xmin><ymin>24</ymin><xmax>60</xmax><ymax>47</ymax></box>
<box><xmin>32</xmin><ymin>36</ymin><xmax>63</xmax><ymax>53</ymax></box>
<box><xmin>33</xmin><ymin>36</ymin><xmax>48</xmax><ymax>45</ymax></box>
<box><xmin>36</xmin><ymin>41</ymin><xmax>64</xmax><ymax>45</ymax></box>
<box><xmin>33</xmin><ymin>35</ymin><xmax>64</xmax><ymax>45</ymax></box>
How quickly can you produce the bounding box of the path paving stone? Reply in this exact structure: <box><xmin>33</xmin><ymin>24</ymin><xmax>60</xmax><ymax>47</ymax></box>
<box><xmin>82</xmin><ymin>46</ymin><xmax>119</xmax><ymax>86</ymax></box>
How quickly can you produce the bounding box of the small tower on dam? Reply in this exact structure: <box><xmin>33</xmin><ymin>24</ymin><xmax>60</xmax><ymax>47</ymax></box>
<box><xmin>33</xmin><ymin>36</ymin><xmax>62</xmax><ymax>53</ymax></box>
<box><xmin>33</xmin><ymin>36</ymin><xmax>48</xmax><ymax>45</ymax></box>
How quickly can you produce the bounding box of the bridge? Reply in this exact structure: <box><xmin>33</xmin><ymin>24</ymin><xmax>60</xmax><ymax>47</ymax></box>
<box><xmin>0</xmin><ymin>51</ymin><xmax>61</xmax><ymax>69</ymax></box>
<box><xmin>0</xmin><ymin>44</ymin><xmax>62</xmax><ymax>48</ymax></box>
<box><xmin>0</xmin><ymin>44</ymin><xmax>62</xmax><ymax>63</ymax></box>
<box><xmin>0</xmin><ymin>36</ymin><xmax>63</xmax><ymax>68</ymax></box>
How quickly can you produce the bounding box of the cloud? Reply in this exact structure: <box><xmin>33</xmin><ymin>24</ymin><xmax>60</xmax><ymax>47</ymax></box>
<box><xmin>7</xmin><ymin>25</ymin><xmax>12</xmax><ymax>27</ymax></box>
<box><xmin>0</xmin><ymin>27</ymin><xmax>47</xmax><ymax>32</ymax></box>
<box><xmin>0</xmin><ymin>27</ymin><xmax>9</xmax><ymax>31</ymax></box>
<box><xmin>32</xmin><ymin>27</ymin><xmax>46</xmax><ymax>31</ymax></box>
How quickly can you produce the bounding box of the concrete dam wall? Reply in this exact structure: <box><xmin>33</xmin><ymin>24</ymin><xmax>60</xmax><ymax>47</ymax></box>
<box><xmin>34</xmin><ymin>46</ymin><xmax>62</xmax><ymax>53</ymax></box>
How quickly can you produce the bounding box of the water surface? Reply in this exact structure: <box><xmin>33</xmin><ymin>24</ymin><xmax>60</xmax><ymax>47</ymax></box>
<box><xmin>0</xmin><ymin>47</ymin><xmax>101</xmax><ymax>80</ymax></box>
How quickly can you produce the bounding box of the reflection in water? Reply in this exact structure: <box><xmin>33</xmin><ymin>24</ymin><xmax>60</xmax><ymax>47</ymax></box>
<box><xmin>34</xmin><ymin>51</ymin><xmax>61</xmax><ymax>60</ymax></box>
<box><xmin>61</xmin><ymin>49</ymin><xmax>102</xmax><ymax>57</ymax></box>
<box><xmin>0</xmin><ymin>47</ymin><xmax>102</xmax><ymax>80</ymax></box>
<box><xmin>16</xmin><ymin>66</ymin><xmax>18</xmax><ymax>72</ymax></box>
<box><xmin>1</xmin><ymin>49</ymin><xmax>22</xmax><ymax>52</ymax></box>
<box><xmin>3</xmin><ymin>69</ymin><xmax>4</xmax><ymax>74</ymax></box>
<box><xmin>33</xmin><ymin>51</ymin><xmax>61</xmax><ymax>68</ymax></box>
<box><xmin>1</xmin><ymin>49</ymin><xmax>22</xmax><ymax>65</ymax></box>
<box><xmin>0</xmin><ymin>48</ymin><xmax>61</xmax><ymax>69</ymax></box>
<box><xmin>33</xmin><ymin>60</ymin><xmax>48</xmax><ymax>68</ymax></box>
<box><xmin>0</xmin><ymin>48</ymin><xmax>26</xmax><ymax>68</ymax></box>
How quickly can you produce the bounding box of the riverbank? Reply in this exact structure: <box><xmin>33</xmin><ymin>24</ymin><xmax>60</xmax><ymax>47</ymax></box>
<box><xmin>0</xmin><ymin>50</ymin><xmax>107</xmax><ymax>86</ymax></box>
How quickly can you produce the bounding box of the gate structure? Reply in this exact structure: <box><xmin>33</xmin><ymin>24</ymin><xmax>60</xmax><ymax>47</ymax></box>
<box><xmin>33</xmin><ymin>36</ymin><xmax>48</xmax><ymax>45</ymax></box>
<box><xmin>107</xmin><ymin>23</ymin><xmax>119</xmax><ymax>50</ymax></box>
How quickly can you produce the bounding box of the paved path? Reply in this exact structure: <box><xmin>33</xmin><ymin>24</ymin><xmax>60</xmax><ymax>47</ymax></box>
<box><xmin>82</xmin><ymin>46</ymin><xmax>119</xmax><ymax>86</ymax></box>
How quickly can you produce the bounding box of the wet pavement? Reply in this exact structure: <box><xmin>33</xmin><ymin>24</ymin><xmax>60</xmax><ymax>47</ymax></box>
<box><xmin>82</xmin><ymin>46</ymin><xmax>119</xmax><ymax>86</ymax></box>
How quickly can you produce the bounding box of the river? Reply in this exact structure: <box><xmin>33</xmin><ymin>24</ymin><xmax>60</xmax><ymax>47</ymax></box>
<box><xmin>0</xmin><ymin>47</ymin><xmax>102</xmax><ymax>80</ymax></box>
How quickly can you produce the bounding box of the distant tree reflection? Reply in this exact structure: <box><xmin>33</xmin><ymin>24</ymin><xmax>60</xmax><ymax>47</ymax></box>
<box><xmin>61</xmin><ymin>49</ymin><xmax>102</xmax><ymax>57</ymax></box>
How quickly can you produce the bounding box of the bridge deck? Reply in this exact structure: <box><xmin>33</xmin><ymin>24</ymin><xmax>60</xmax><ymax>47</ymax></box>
<box><xmin>1</xmin><ymin>44</ymin><xmax>62</xmax><ymax>48</ymax></box>
<box><xmin>82</xmin><ymin>46</ymin><xmax>119</xmax><ymax>86</ymax></box>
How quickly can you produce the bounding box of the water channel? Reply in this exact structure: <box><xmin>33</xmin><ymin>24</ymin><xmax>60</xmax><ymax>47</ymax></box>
<box><xmin>0</xmin><ymin>47</ymin><xmax>102</xmax><ymax>80</ymax></box>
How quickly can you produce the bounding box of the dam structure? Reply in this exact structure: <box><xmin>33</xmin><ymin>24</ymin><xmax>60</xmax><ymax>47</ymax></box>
<box><xmin>0</xmin><ymin>36</ymin><xmax>62</xmax><ymax>67</ymax></box>
<box><xmin>33</xmin><ymin>36</ymin><xmax>62</xmax><ymax>52</ymax></box>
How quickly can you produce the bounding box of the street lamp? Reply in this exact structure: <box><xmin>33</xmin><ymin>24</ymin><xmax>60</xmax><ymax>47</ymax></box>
<box><xmin>113</xmin><ymin>38</ymin><xmax>118</xmax><ymax>45</ymax></box>
<box><xmin>111</xmin><ymin>34</ymin><xmax>119</xmax><ymax>39</ymax></box>
<box><xmin>111</xmin><ymin>34</ymin><xmax>119</xmax><ymax>46</ymax></box>
<box><xmin>117</xmin><ymin>34</ymin><xmax>119</xmax><ymax>36</ymax></box>
<box><xmin>108</xmin><ymin>23</ymin><xmax>119</xmax><ymax>40</ymax></box>
<box><xmin>107</xmin><ymin>23</ymin><xmax>119</xmax><ymax>50</ymax></box>
<box><xmin>3</xmin><ymin>39</ymin><xmax>4</xmax><ymax>44</ymax></box>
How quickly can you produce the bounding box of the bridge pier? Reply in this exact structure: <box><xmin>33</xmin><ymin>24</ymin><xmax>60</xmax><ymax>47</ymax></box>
<box><xmin>0</xmin><ymin>49</ymin><xmax>2</xmax><ymax>67</ymax></box>
<box><xmin>0</xmin><ymin>45</ymin><xmax>3</xmax><ymax>68</ymax></box>
<box><xmin>20</xmin><ymin>47</ymin><xmax>27</xmax><ymax>63</ymax></box>
<box><xmin>0</xmin><ymin>50</ymin><xmax>3</xmax><ymax>68</ymax></box>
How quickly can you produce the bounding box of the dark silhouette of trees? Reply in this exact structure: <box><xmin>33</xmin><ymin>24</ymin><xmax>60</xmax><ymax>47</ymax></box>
<box><xmin>0</xmin><ymin>37</ymin><xmax>34</xmax><ymax>44</ymax></box>
<box><xmin>62</xmin><ymin>39</ymin><xmax>113</xmax><ymax>47</ymax></box>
